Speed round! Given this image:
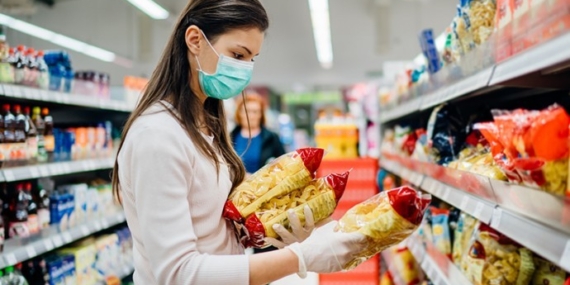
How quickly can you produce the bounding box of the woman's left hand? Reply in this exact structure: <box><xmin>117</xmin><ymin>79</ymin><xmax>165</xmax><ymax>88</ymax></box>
<box><xmin>265</xmin><ymin>205</ymin><xmax>315</xmax><ymax>249</ymax></box>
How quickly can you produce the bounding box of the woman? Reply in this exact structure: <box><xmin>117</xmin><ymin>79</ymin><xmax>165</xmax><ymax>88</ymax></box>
<box><xmin>112</xmin><ymin>1</ymin><xmax>365</xmax><ymax>285</ymax></box>
<box><xmin>231</xmin><ymin>94</ymin><xmax>285</xmax><ymax>174</ymax></box>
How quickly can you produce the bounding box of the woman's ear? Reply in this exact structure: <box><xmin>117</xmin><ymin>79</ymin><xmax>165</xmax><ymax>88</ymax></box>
<box><xmin>185</xmin><ymin>25</ymin><xmax>202</xmax><ymax>55</ymax></box>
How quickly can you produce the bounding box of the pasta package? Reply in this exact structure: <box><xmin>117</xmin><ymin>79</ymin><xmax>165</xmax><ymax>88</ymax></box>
<box><xmin>531</xmin><ymin>257</ymin><xmax>566</xmax><ymax>285</ymax></box>
<box><xmin>463</xmin><ymin>224</ymin><xmax>535</xmax><ymax>285</ymax></box>
<box><xmin>242</xmin><ymin>171</ymin><xmax>350</xmax><ymax>248</ymax></box>
<box><xmin>475</xmin><ymin>105</ymin><xmax>570</xmax><ymax>196</ymax></box>
<box><xmin>224</xmin><ymin>148</ymin><xmax>324</xmax><ymax>221</ymax></box>
<box><xmin>337</xmin><ymin>186</ymin><xmax>431</xmax><ymax>270</ymax></box>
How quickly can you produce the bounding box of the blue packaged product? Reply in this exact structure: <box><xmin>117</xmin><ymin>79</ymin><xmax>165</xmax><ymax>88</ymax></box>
<box><xmin>418</xmin><ymin>29</ymin><xmax>441</xmax><ymax>74</ymax></box>
<box><xmin>46</xmin><ymin>256</ymin><xmax>65</xmax><ymax>285</ymax></box>
<box><xmin>61</xmin><ymin>254</ymin><xmax>76</xmax><ymax>285</ymax></box>
<box><xmin>431</xmin><ymin>207</ymin><xmax>452</xmax><ymax>258</ymax></box>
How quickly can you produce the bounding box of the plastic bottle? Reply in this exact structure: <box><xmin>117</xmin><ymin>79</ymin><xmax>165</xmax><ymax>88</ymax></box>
<box><xmin>23</xmin><ymin>107</ymin><xmax>37</xmax><ymax>163</ymax></box>
<box><xmin>35</xmin><ymin>51</ymin><xmax>49</xmax><ymax>90</ymax></box>
<box><xmin>25</xmin><ymin>48</ymin><xmax>38</xmax><ymax>88</ymax></box>
<box><xmin>13</xmin><ymin>45</ymin><xmax>27</xmax><ymax>85</ymax></box>
<box><xmin>13</xmin><ymin>105</ymin><xmax>26</xmax><ymax>144</ymax></box>
<box><xmin>6</xmin><ymin>265</ymin><xmax>28</xmax><ymax>285</ymax></box>
<box><xmin>0</xmin><ymin>194</ymin><xmax>4</xmax><ymax>253</ymax></box>
<box><xmin>34</xmin><ymin>184</ymin><xmax>50</xmax><ymax>230</ymax></box>
<box><xmin>42</xmin><ymin>108</ymin><xmax>54</xmax><ymax>162</ymax></box>
<box><xmin>0</xmin><ymin>104</ymin><xmax>4</xmax><ymax>144</ymax></box>
<box><xmin>3</xmin><ymin>104</ymin><xmax>15</xmax><ymax>144</ymax></box>
<box><xmin>0</xmin><ymin>26</ymin><xmax>13</xmax><ymax>84</ymax></box>
<box><xmin>32</xmin><ymin>107</ymin><xmax>47</xmax><ymax>163</ymax></box>
<box><xmin>8</xmin><ymin>184</ymin><xmax>29</xmax><ymax>238</ymax></box>
<box><xmin>24</xmin><ymin>183</ymin><xmax>39</xmax><ymax>235</ymax></box>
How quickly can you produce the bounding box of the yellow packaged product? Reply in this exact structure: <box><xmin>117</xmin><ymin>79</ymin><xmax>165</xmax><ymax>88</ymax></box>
<box><xmin>531</xmin><ymin>257</ymin><xmax>566</xmax><ymax>285</ymax></box>
<box><xmin>337</xmin><ymin>186</ymin><xmax>431</xmax><ymax>270</ymax></box>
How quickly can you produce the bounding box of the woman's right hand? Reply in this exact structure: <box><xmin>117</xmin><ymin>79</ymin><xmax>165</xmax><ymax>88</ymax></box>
<box><xmin>285</xmin><ymin>221</ymin><xmax>365</xmax><ymax>278</ymax></box>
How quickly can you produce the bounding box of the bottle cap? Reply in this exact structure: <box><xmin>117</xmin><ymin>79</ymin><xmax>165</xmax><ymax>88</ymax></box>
<box><xmin>13</xmin><ymin>105</ymin><xmax>20</xmax><ymax>113</ymax></box>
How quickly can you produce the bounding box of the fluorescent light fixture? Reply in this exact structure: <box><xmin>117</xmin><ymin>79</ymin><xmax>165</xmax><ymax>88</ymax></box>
<box><xmin>126</xmin><ymin>0</ymin><xmax>169</xmax><ymax>20</ymax></box>
<box><xmin>0</xmin><ymin>13</ymin><xmax>117</xmax><ymax>63</ymax></box>
<box><xmin>308</xmin><ymin>0</ymin><xmax>333</xmax><ymax>69</ymax></box>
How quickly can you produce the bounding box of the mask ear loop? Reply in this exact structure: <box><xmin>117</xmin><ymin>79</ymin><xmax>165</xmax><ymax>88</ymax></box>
<box><xmin>195</xmin><ymin>29</ymin><xmax>220</xmax><ymax>72</ymax></box>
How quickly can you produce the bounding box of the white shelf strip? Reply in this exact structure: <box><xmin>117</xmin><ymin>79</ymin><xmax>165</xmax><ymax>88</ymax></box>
<box><xmin>0</xmin><ymin>84</ymin><xmax>134</xmax><ymax>112</ymax></box>
<box><xmin>1</xmin><ymin>157</ymin><xmax>115</xmax><ymax>182</ymax></box>
<box><xmin>0</xmin><ymin>211</ymin><xmax>126</xmax><ymax>269</ymax></box>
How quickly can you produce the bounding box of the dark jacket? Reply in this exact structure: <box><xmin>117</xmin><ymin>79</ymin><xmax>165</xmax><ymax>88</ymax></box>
<box><xmin>230</xmin><ymin>126</ymin><xmax>286</xmax><ymax>168</ymax></box>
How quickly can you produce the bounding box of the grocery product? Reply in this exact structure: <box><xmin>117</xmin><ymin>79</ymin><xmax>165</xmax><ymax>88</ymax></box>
<box><xmin>32</xmin><ymin>107</ymin><xmax>47</xmax><ymax>163</ymax></box>
<box><xmin>393</xmin><ymin>247</ymin><xmax>422</xmax><ymax>285</ymax></box>
<box><xmin>242</xmin><ymin>171</ymin><xmax>349</xmax><ymax>247</ymax></box>
<box><xmin>337</xmin><ymin>186</ymin><xmax>431</xmax><ymax>270</ymax></box>
<box><xmin>8</xmin><ymin>183</ymin><xmax>30</xmax><ymax>238</ymax></box>
<box><xmin>448</xmin><ymin>145</ymin><xmax>507</xmax><ymax>181</ymax></box>
<box><xmin>431</xmin><ymin>207</ymin><xmax>452</xmax><ymax>258</ymax></box>
<box><xmin>225</xmin><ymin>148</ymin><xmax>324</xmax><ymax>220</ymax></box>
<box><xmin>426</xmin><ymin>104</ymin><xmax>467</xmax><ymax>165</ymax></box>
<box><xmin>475</xmin><ymin>105</ymin><xmax>570</xmax><ymax>196</ymax></box>
<box><xmin>462</xmin><ymin>224</ymin><xmax>535</xmax><ymax>285</ymax></box>
<box><xmin>531</xmin><ymin>257</ymin><xmax>566</xmax><ymax>285</ymax></box>
<box><xmin>452</xmin><ymin>213</ymin><xmax>479</xmax><ymax>266</ymax></box>
<box><xmin>469</xmin><ymin>0</ymin><xmax>497</xmax><ymax>44</ymax></box>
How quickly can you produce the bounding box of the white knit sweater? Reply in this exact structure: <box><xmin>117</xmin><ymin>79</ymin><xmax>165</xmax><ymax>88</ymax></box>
<box><xmin>117</xmin><ymin>102</ymin><xmax>249</xmax><ymax>284</ymax></box>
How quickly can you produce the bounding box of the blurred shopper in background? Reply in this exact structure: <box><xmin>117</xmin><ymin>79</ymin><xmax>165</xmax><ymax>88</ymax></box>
<box><xmin>232</xmin><ymin>94</ymin><xmax>286</xmax><ymax>174</ymax></box>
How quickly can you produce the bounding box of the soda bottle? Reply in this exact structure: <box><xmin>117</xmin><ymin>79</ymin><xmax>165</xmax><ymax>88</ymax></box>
<box><xmin>24</xmin><ymin>183</ymin><xmax>38</xmax><ymax>235</ymax></box>
<box><xmin>23</xmin><ymin>107</ymin><xmax>37</xmax><ymax>163</ymax></box>
<box><xmin>8</xmin><ymin>183</ymin><xmax>29</xmax><ymax>238</ymax></box>
<box><xmin>34</xmin><ymin>184</ymin><xmax>50</xmax><ymax>230</ymax></box>
<box><xmin>32</xmin><ymin>107</ymin><xmax>47</xmax><ymax>163</ymax></box>
<box><xmin>4</xmin><ymin>104</ymin><xmax>15</xmax><ymax>144</ymax></box>
<box><xmin>35</xmin><ymin>51</ymin><xmax>49</xmax><ymax>90</ymax></box>
<box><xmin>13</xmin><ymin>45</ymin><xmax>27</xmax><ymax>85</ymax></box>
<box><xmin>41</xmin><ymin>108</ymin><xmax>54</xmax><ymax>162</ymax></box>
<box><xmin>13</xmin><ymin>105</ymin><xmax>26</xmax><ymax>144</ymax></box>
<box><xmin>25</xmin><ymin>48</ymin><xmax>38</xmax><ymax>88</ymax></box>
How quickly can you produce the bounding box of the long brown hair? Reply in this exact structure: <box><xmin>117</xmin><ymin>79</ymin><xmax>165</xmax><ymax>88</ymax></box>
<box><xmin>112</xmin><ymin>0</ymin><xmax>269</xmax><ymax>203</ymax></box>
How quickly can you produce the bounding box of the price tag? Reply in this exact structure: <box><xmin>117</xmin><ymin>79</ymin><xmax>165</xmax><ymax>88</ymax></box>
<box><xmin>81</xmin><ymin>226</ymin><xmax>90</xmax><ymax>236</ymax></box>
<box><xmin>39</xmin><ymin>166</ymin><xmax>49</xmax><ymax>177</ymax></box>
<box><xmin>62</xmin><ymin>232</ymin><xmax>72</xmax><ymax>243</ymax></box>
<box><xmin>94</xmin><ymin>221</ymin><xmax>102</xmax><ymax>231</ymax></box>
<box><xmin>22</xmin><ymin>87</ymin><xmax>32</xmax><ymax>99</ymax></box>
<box><xmin>39</xmin><ymin>90</ymin><xmax>49</xmax><ymax>100</ymax></box>
<box><xmin>30</xmin><ymin>88</ymin><xmax>40</xmax><ymax>99</ymax></box>
<box><xmin>52</xmin><ymin>235</ymin><xmax>63</xmax><ymax>247</ymax></box>
<box><xmin>442</xmin><ymin>186</ymin><xmax>451</xmax><ymax>200</ymax></box>
<box><xmin>62</xmin><ymin>163</ymin><xmax>71</xmax><ymax>174</ymax></box>
<box><xmin>460</xmin><ymin>196</ymin><xmax>470</xmax><ymax>209</ymax></box>
<box><xmin>491</xmin><ymin>208</ymin><xmax>503</xmax><ymax>228</ymax></box>
<box><xmin>43</xmin><ymin>239</ymin><xmax>54</xmax><ymax>251</ymax></box>
<box><xmin>4</xmin><ymin>170</ymin><xmax>15</xmax><ymax>182</ymax></box>
<box><xmin>474</xmin><ymin>202</ymin><xmax>485</xmax><ymax>218</ymax></box>
<box><xmin>12</xmin><ymin>86</ymin><xmax>22</xmax><ymax>97</ymax></box>
<box><xmin>559</xmin><ymin>240</ymin><xmax>570</xmax><ymax>270</ymax></box>
<box><xmin>30</xmin><ymin>167</ymin><xmax>40</xmax><ymax>178</ymax></box>
<box><xmin>102</xmin><ymin>218</ymin><xmax>110</xmax><ymax>229</ymax></box>
<box><xmin>54</xmin><ymin>93</ymin><xmax>63</xmax><ymax>102</ymax></box>
<box><xmin>3</xmin><ymin>84</ymin><xmax>12</xmax><ymax>95</ymax></box>
<box><xmin>4</xmin><ymin>253</ymin><xmax>17</xmax><ymax>266</ymax></box>
<box><xmin>26</xmin><ymin>246</ymin><xmax>37</xmax><ymax>258</ymax></box>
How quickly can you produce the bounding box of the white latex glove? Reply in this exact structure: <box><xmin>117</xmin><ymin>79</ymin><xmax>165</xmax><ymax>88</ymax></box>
<box><xmin>286</xmin><ymin>221</ymin><xmax>365</xmax><ymax>278</ymax></box>
<box><xmin>265</xmin><ymin>205</ymin><xmax>315</xmax><ymax>248</ymax></box>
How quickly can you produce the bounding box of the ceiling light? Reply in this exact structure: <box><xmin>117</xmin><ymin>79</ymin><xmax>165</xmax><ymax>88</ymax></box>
<box><xmin>126</xmin><ymin>0</ymin><xmax>169</xmax><ymax>20</ymax></box>
<box><xmin>0</xmin><ymin>13</ymin><xmax>122</xmax><ymax>64</ymax></box>
<box><xmin>308</xmin><ymin>0</ymin><xmax>333</xmax><ymax>69</ymax></box>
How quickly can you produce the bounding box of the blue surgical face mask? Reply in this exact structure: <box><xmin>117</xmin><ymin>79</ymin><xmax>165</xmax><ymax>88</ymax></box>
<box><xmin>195</xmin><ymin>31</ymin><xmax>254</xmax><ymax>100</ymax></box>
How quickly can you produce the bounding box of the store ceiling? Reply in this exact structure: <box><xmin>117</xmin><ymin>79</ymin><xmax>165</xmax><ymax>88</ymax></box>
<box><xmin>7</xmin><ymin>0</ymin><xmax>456</xmax><ymax>93</ymax></box>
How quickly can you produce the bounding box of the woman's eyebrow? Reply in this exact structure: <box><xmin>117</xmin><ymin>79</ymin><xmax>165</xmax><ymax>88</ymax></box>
<box><xmin>237</xmin><ymin>45</ymin><xmax>259</xmax><ymax>56</ymax></box>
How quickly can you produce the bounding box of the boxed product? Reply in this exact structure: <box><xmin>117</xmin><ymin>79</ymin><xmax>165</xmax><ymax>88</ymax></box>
<box><xmin>336</xmin><ymin>186</ymin><xmax>431</xmax><ymax>270</ymax></box>
<box><xmin>60</xmin><ymin>241</ymin><xmax>98</xmax><ymax>285</ymax></box>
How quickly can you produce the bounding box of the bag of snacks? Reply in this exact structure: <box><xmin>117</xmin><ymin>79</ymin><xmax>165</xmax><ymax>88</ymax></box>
<box><xmin>431</xmin><ymin>207</ymin><xmax>452</xmax><ymax>258</ymax></box>
<box><xmin>224</xmin><ymin>148</ymin><xmax>324</xmax><ymax>220</ymax></box>
<box><xmin>393</xmin><ymin>247</ymin><xmax>422</xmax><ymax>285</ymax></box>
<box><xmin>475</xmin><ymin>105</ymin><xmax>570</xmax><ymax>196</ymax></box>
<box><xmin>452</xmin><ymin>213</ymin><xmax>479</xmax><ymax>266</ymax></box>
<box><xmin>468</xmin><ymin>0</ymin><xmax>496</xmax><ymax>45</ymax></box>
<box><xmin>462</xmin><ymin>224</ymin><xmax>535</xmax><ymax>285</ymax></box>
<box><xmin>531</xmin><ymin>257</ymin><xmax>566</xmax><ymax>285</ymax></box>
<box><xmin>336</xmin><ymin>186</ymin><xmax>431</xmax><ymax>270</ymax></box>
<box><xmin>241</xmin><ymin>171</ymin><xmax>350</xmax><ymax>248</ymax></box>
<box><xmin>448</xmin><ymin>145</ymin><xmax>507</xmax><ymax>181</ymax></box>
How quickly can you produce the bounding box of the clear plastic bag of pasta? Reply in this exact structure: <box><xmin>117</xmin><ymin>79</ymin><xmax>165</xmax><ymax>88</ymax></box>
<box><xmin>336</xmin><ymin>186</ymin><xmax>431</xmax><ymax>270</ymax></box>
<box><xmin>224</xmin><ymin>148</ymin><xmax>324</xmax><ymax>222</ymax></box>
<box><xmin>241</xmin><ymin>171</ymin><xmax>350</xmax><ymax>248</ymax></box>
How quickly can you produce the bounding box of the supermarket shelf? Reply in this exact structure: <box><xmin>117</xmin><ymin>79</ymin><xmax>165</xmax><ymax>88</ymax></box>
<box><xmin>380</xmin><ymin>97</ymin><xmax>422</xmax><ymax>123</ymax></box>
<box><xmin>381</xmin><ymin>153</ymin><xmax>570</xmax><ymax>272</ymax></box>
<box><xmin>0</xmin><ymin>211</ymin><xmax>126</xmax><ymax>269</ymax></box>
<box><xmin>0</xmin><ymin>84</ymin><xmax>134</xmax><ymax>112</ymax></box>
<box><xmin>380</xmin><ymin>250</ymin><xmax>406</xmax><ymax>285</ymax></box>
<box><xmin>1</xmin><ymin>157</ymin><xmax>115</xmax><ymax>182</ymax></box>
<box><xmin>380</xmin><ymin>32</ymin><xmax>570</xmax><ymax>122</ymax></box>
<box><xmin>490</xmin><ymin>32</ymin><xmax>570</xmax><ymax>85</ymax></box>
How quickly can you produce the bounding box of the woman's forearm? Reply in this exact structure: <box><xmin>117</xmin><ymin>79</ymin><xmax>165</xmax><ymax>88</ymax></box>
<box><xmin>249</xmin><ymin>248</ymin><xmax>299</xmax><ymax>285</ymax></box>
